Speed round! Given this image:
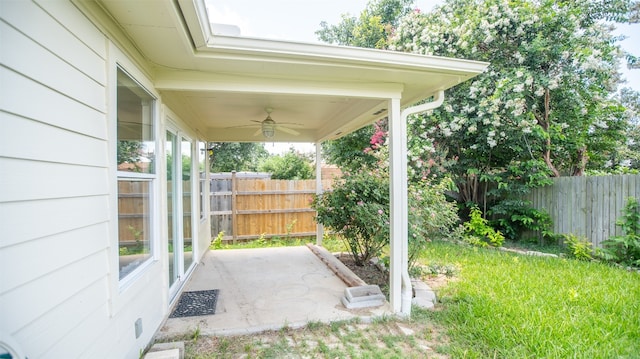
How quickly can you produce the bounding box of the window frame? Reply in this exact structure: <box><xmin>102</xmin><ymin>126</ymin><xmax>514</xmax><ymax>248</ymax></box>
<box><xmin>114</xmin><ymin>63</ymin><xmax>160</xmax><ymax>290</ymax></box>
<box><xmin>198</xmin><ymin>140</ymin><xmax>208</xmax><ymax>222</ymax></box>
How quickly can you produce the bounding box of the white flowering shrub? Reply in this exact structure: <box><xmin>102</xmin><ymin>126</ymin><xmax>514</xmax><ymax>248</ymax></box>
<box><xmin>393</xmin><ymin>0</ymin><xmax>629</xmax><ymax>178</ymax></box>
<box><xmin>389</xmin><ymin>0</ymin><xmax>633</xmax><ymax>240</ymax></box>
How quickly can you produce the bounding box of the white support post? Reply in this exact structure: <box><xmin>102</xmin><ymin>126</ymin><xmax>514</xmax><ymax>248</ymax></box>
<box><xmin>388</xmin><ymin>97</ymin><xmax>406</xmax><ymax>314</ymax></box>
<box><xmin>395</xmin><ymin>90</ymin><xmax>446</xmax><ymax>316</ymax></box>
<box><xmin>315</xmin><ymin>141</ymin><xmax>324</xmax><ymax>246</ymax></box>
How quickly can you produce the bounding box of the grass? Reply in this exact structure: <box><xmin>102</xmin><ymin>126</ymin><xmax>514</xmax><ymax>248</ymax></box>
<box><xmin>190</xmin><ymin>237</ymin><xmax>640</xmax><ymax>358</ymax></box>
<box><xmin>183</xmin><ymin>317</ymin><xmax>449</xmax><ymax>358</ymax></box>
<box><xmin>418</xmin><ymin>241</ymin><xmax>640</xmax><ymax>358</ymax></box>
<box><xmin>211</xmin><ymin>233</ymin><xmax>349</xmax><ymax>253</ymax></box>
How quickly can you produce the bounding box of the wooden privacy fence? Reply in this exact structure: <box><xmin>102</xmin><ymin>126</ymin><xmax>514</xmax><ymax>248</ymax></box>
<box><xmin>210</xmin><ymin>173</ymin><xmax>335</xmax><ymax>242</ymax></box>
<box><xmin>118</xmin><ymin>180</ymin><xmax>193</xmax><ymax>246</ymax></box>
<box><xmin>526</xmin><ymin>174</ymin><xmax>639</xmax><ymax>247</ymax></box>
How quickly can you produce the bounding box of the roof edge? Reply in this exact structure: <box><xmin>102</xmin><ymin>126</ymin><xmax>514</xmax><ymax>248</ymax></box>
<box><xmin>203</xmin><ymin>34</ymin><xmax>488</xmax><ymax>76</ymax></box>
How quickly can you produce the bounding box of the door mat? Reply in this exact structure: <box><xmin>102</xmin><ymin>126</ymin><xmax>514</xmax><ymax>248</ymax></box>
<box><xmin>170</xmin><ymin>289</ymin><xmax>219</xmax><ymax>318</ymax></box>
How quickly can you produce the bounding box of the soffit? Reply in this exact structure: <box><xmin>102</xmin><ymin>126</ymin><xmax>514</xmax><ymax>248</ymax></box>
<box><xmin>89</xmin><ymin>0</ymin><xmax>488</xmax><ymax>142</ymax></box>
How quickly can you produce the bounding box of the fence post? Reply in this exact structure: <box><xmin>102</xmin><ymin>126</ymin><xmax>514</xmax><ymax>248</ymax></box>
<box><xmin>231</xmin><ymin>171</ymin><xmax>238</xmax><ymax>244</ymax></box>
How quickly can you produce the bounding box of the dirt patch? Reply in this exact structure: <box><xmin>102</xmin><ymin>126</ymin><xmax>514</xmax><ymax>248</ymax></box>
<box><xmin>183</xmin><ymin>317</ymin><xmax>451</xmax><ymax>358</ymax></box>
<box><xmin>422</xmin><ymin>273</ymin><xmax>457</xmax><ymax>291</ymax></box>
<box><xmin>335</xmin><ymin>253</ymin><xmax>389</xmax><ymax>295</ymax></box>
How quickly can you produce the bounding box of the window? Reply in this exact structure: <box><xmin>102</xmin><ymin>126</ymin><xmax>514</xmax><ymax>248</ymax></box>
<box><xmin>116</xmin><ymin>67</ymin><xmax>156</xmax><ymax>280</ymax></box>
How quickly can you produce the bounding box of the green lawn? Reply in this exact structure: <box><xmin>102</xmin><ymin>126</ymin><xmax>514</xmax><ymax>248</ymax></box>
<box><xmin>417</xmin><ymin>241</ymin><xmax>640</xmax><ymax>358</ymax></box>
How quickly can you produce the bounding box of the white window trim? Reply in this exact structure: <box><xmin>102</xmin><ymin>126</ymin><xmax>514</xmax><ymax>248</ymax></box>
<box><xmin>107</xmin><ymin>43</ymin><xmax>162</xmax><ymax>313</ymax></box>
<box><xmin>198</xmin><ymin>139</ymin><xmax>209</xmax><ymax>223</ymax></box>
<box><xmin>165</xmin><ymin>121</ymin><xmax>199</xmax><ymax>289</ymax></box>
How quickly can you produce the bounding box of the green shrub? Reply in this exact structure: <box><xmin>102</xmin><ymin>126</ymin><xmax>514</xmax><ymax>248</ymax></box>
<box><xmin>211</xmin><ymin>231</ymin><xmax>224</xmax><ymax>249</ymax></box>
<box><xmin>490</xmin><ymin>199</ymin><xmax>555</xmax><ymax>243</ymax></box>
<box><xmin>600</xmin><ymin>197</ymin><xmax>640</xmax><ymax>267</ymax></box>
<box><xmin>563</xmin><ymin>234</ymin><xmax>594</xmax><ymax>261</ymax></box>
<box><xmin>463</xmin><ymin>206</ymin><xmax>505</xmax><ymax>247</ymax></box>
<box><xmin>312</xmin><ymin>170</ymin><xmax>389</xmax><ymax>265</ymax></box>
<box><xmin>313</xmin><ymin>163</ymin><xmax>459</xmax><ymax>269</ymax></box>
<box><xmin>407</xmin><ymin>178</ymin><xmax>460</xmax><ymax>269</ymax></box>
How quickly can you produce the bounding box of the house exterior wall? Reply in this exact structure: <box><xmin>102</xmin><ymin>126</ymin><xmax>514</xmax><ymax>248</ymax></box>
<box><xmin>0</xmin><ymin>1</ymin><xmax>211</xmax><ymax>358</ymax></box>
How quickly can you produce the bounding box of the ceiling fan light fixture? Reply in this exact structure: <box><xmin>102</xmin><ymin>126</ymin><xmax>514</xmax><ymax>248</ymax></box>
<box><xmin>262</xmin><ymin>116</ymin><xmax>276</xmax><ymax>138</ymax></box>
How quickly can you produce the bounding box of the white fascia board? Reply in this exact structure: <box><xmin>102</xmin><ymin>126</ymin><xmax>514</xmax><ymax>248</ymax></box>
<box><xmin>203</xmin><ymin>35</ymin><xmax>488</xmax><ymax>77</ymax></box>
<box><xmin>177</xmin><ymin>0</ymin><xmax>212</xmax><ymax>49</ymax></box>
<box><xmin>155</xmin><ymin>70</ymin><xmax>404</xmax><ymax>99</ymax></box>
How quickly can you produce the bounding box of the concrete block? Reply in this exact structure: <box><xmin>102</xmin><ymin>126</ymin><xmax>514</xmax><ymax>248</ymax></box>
<box><xmin>146</xmin><ymin>342</ymin><xmax>184</xmax><ymax>359</ymax></box>
<box><xmin>344</xmin><ymin>285</ymin><xmax>385</xmax><ymax>303</ymax></box>
<box><xmin>411</xmin><ymin>279</ymin><xmax>431</xmax><ymax>291</ymax></box>
<box><xmin>341</xmin><ymin>295</ymin><xmax>385</xmax><ymax>309</ymax></box>
<box><xmin>412</xmin><ymin>297</ymin><xmax>435</xmax><ymax>309</ymax></box>
<box><xmin>144</xmin><ymin>348</ymin><xmax>180</xmax><ymax>359</ymax></box>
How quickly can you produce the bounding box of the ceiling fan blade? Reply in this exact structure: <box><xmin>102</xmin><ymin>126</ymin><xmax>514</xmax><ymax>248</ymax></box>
<box><xmin>225</xmin><ymin>124</ymin><xmax>260</xmax><ymax>129</ymax></box>
<box><xmin>252</xmin><ymin>128</ymin><xmax>263</xmax><ymax>136</ymax></box>
<box><xmin>276</xmin><ymin>122</ymin><xmax>303</xmax><ymax>127</ymax></box>
<box><xmin>277</xmin><ymin>126</ymin><xmax>300</xmax><ymax>136</ymax></box>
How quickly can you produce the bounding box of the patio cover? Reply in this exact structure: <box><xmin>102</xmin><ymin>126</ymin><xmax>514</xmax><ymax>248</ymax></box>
<box><xmin>77</xmin><ymin>0</ymin><xmax>488</xmax><ymax>314</ymax></box>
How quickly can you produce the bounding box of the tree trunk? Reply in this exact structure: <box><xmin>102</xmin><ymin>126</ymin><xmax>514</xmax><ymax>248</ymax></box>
<box><xmin>571</xmin><ymin>145</ymin><xmax>588</xmax><ymax>176</ymax></box>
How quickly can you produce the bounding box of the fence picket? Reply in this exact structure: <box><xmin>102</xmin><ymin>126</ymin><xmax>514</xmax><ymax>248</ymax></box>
<box><xmin>527</xmin><ymin>174</ymin><xmax>640</xmax><ymax>248</ymax></box>
<box><xmin>210</xmin><ymin>174</ymin><xmax>336</xmax><ymax>241</ymax></box>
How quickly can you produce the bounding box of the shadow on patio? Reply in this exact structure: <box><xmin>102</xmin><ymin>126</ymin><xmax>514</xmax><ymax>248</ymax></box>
<box><xmin>156</xmin><ymin>246</ymin><xmax>391</xmax><ymax>339</ymax></box>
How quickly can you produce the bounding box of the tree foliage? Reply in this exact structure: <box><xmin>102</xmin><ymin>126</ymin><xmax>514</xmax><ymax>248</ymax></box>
<box><xmin>208</xmin><ymin>142</ymin><xmax>269</xmax><ymax>173</ymax></box>
<box><xmin>613</xmin><ymin>88</ymin><xmax>640</xmax><ymax>171</ymax></box>
<box><xmin>317</xmin><ymin>0</ymin><xmax>417</xmax><ymax>170</ymax></box>
<box><xmin>316</xmin><ymin>0</ymin><xmax>415</xmax><ymax>49</ymax></box>
<box><xmin>322</xmin><ymin>124</ymin><xmax>379</xmax><ymax>173</ymax></box>
<box><xmin>117</xmin><ymin>140</ymin><xmax>142</xmax><ymax>167</ymax></box>
<box><xmin>316</xmin><ymin>0</ymin><xmax>639</xmax><ymax>244</ymax></box>
<box><xmin>259</xmin><ymin>149</ymin><xmax>314</xmax><ymax>180</ymax></box>
<box><xmin>390</xmin><ymin>0</ymin><xmax>633</xmax><ymax>211</ymax></box>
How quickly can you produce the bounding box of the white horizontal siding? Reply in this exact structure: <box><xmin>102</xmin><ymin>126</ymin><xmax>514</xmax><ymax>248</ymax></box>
<box><xmin>1</xmin><ymin>0</ymin><xmax>106</xmax><ymax>84</ymax></box>
<box><xmin>0</xmin><ymin>20</ymin><xmax>105</xmax><ymax>112</ymax></box>
<box><xmin>0</xmin><ymin>2</ymin><xmax>170</xmax><ymax>358</ymax></box>
<box><xmin>80</xmin><ymin>262</ymin><xmax>166</xmax><ymax>359</ymax></box>
<box><xmin>12</xmin><ymin>279</ymin><xmax>109</xmax><ymax>358</ymax></box>
<box><xmin>42</xmin><ymin>302</ymin><xmax>111</xmax><ymax>359</ymax></box>
<box><xmin>0</xmin><ymin>158</ymin><xmax>109</xmax><ymax>202</ymax></box>
<box><xmin>0</xmin><ymin>250</ymin><xmax>109</xmax><ymax>333</ymax></box>
<box><xmin>0</xmin><ymin>223</ymin><xmax>109</xmax><ymax>293</ymax></box>
<box><xmin>0</xmin><ymin>67</ymin><xmax>107</xmax><ymax>140</ymax></box>
<box><xmin>34</xmin><ymin>0</ymin><xmax>107</xmax><ymax>58</ymax></box>
<box><xmin>0</xmin><ymin>196</ymin><xmax>110</xmax><ymax>249</ymax></box>
<box><xmin>112</xmin><ymin>273</ymin><xmax>166</xmax><ymax>359</ymax></box>
<box><xmin>0</xmin><ymin>112</ymin><xmax>107</xmax><ymax>166</ymax></box>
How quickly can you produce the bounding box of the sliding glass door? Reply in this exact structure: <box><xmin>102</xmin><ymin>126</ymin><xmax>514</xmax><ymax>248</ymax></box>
<box><xmin>166</xmin><ymin>127</ymin><xmax>196</xmax><ymax>299</ymax></box>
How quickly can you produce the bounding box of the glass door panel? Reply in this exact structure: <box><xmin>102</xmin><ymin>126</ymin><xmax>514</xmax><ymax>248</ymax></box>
<box><xmin>182</xmin><ymin>137</ymin><xmax>194</xmax><ymax>272</ymax></box>
<box><xmin>166</xmin><ymin>131</ymin><xmax>179</xmax><ymax>290</ymax></box>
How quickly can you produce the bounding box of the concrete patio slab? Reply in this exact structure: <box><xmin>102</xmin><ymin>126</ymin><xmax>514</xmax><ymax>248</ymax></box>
<box><xmin>156</xmin><ymin>246</ymin><xmax>391</xmax><ymax>338</ymax></box>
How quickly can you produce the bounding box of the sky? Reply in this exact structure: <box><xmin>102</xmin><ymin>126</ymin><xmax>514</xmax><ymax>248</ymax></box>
<box><xmin>205</xmin><ymin>0</ymin><xmax>639</xmax><ymax>154</ymax></box>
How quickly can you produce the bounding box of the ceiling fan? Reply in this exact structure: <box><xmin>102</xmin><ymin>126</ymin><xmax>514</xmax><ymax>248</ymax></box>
<box><xmin>230</xmin><ymin>108</ymin><xmax>301</xmax><ymax>138</ymax></box>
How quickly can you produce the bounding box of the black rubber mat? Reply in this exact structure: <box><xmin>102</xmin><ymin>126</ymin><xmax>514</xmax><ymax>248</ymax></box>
<box><xmin>170</xmin><ymin>289</ymin><xmax>219</xmax><ymax>318</ymax></box>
